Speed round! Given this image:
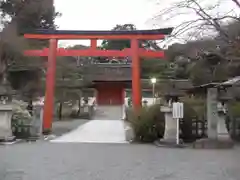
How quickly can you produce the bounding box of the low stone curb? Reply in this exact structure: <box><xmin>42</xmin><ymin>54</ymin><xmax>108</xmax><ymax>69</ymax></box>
<box><xmin>154</xmin><ymin>140</ymin><xmax>188</xmax><ymax>148</ymax></box>
<box><xmin>0</xmin><ymin>134</ymin><xmax>59</xmax><ymax>145</ymax></box>
<box><xmin>0</xmin><ymin>139</ymin><xmax>25</xmax><ymax>145</ymax></box>
<box><xmin>192</xmin><ymin>138</ymin><xmax>234</xmax><ymax>149</ymax></box>
<box><xmin>43</xmin><ymin>134</ymin><xmax>57</xmax><ymax>141</ymax></box>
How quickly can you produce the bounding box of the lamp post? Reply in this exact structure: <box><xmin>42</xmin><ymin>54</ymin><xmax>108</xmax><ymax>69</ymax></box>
<box><xmin>151</xmin><ymin>77</ymin><xmax>157</xmax><ymax>104</ymax></box>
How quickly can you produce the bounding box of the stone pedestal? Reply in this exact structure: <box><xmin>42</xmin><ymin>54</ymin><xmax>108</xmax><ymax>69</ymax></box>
<box><xmin>83</xmin><ymin>105</ymin><xmax>89</xmax><ymax>113</ymax></box>
<box><xmin>122</xmin><ymin>105</ymin><xmax>126</xmax><ymax>120</ymax></box>
<box><xmin>158</xmin><ymin>106</ymin><xmax>180</xmax><ymax>146</ymax></box>
<box><xmin>31</xmin><ymin>104</ymin><xmax>44</xmax><ymax>139</ymax></box>
<box><xmin>217</xmin><ymin>113</ymin><xmax>229</xmax><ymax>139</ymax></box>
<box><xmin>0</xmin><ymin>104</ymin><xmax>14</xmax><ymax>141</ymax></box>
<box><xmin>125</xmin><ymin>123</ymin><xmax>134</xmax><ymax>142</ymax></box>
<box><xmin>215</xmin><ymin>113</ymin><xmax>233</xmax><ymax>147</ymax></box>
<box><xmin>216</xmin><ymin>104</ymin><xmax>234</xmax><ymax>147</ymax></box>
<box><xmin>155</xmin><ymin>98</ymin><xmax>161</xmax><ymax>104</ymax></box>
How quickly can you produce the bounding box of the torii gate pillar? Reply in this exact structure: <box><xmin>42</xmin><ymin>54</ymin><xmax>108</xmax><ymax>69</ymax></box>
<box><xmin>43</xmin><ymin>39</ymin><xmax>58</xmax><ymax>131</ymax></box>
<box><xmin>131</xmin><ymin>39</ymin><xmax>141</xmax><ymax>110</ymax></box>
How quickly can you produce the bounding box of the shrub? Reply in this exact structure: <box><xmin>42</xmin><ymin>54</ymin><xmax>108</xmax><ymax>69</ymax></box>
<box><xmin>126</xmin><ymin>98</ymin><xmax>204</xmax><ymax>143</ymax></box>
<box><xmin>181</xmin><ymin>97</ymin><xmax>206</xmax><ymax>119</ymax></box>
<box><xmin>11</xmin><ymin>102</ymin><xmax>33</xmax><ymax>138</ymax></box>
<box><xmin>128</xmin><ymin>104</ymin><xmax>165</xmax><ymax>143</ymax></box>
<box><xmin>180</xmin><ymin>99</ymin><xmax>205</xmax><ymax>142</ymax></box>
<box><xmin>228</xmin><ymin>102</ymin><xmax>240</xmax><ymax>140</ymax></box>
<box><xmin>12</xmin><ymin>101</ymin><xmax>32</xmax><ymax>125</ymax></box>
<box><xmin>229</xmin><ymin>102</ymin><xmax>240</xmax><ymax>118</ymax></box>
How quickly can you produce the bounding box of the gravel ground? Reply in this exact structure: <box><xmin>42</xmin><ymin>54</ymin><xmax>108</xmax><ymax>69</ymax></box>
<box><xmin>0</xmin><ymin>142</ymin><xmax>239</xmax><ymax>180</ymax></box>
<box><xmin>52</xmin><ymin>119</ymin><xmax>89</xmax><ymax>136</ymax></box>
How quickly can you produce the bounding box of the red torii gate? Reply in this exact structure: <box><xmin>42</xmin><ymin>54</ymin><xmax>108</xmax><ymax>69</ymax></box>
<box><xmin>24</xmin><ymin>28</ymin><xmax>173</xmax><ymax>131</ymax></box>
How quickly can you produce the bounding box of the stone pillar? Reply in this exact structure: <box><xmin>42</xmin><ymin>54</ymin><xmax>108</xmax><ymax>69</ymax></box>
<box><xmin>217</xmin><ymin>114</ymin><xmax>229</xmax><ymax>139</ymax></box>
<box><xmin>217</xmin><ymin>102</ymin><xmax>231</xmax><ymax>139</ymax></box>
<box><xmin>122</xmin><ymin>104</ymin><xmax>126</xmax><ymax>120</ymax></box>
<box><xmin>31</xmin><ymin>104</ymin><xmax>44</xmax><ymax>138</ymax></box>
<box><xmin>160</xmin><ymin>106</ymin><xmax>177</xmax><ymax>144</ymax></box>
<box><xmin>207</xmin><ymin>88</ymin><xmax>218</xmax><ymax>140</ymax></box>
<box><xmin>0</xmin><ymin>104</ymin><xmax>14</xmax><ymax>141</ymax></box>
<box><xmin>155</xmin><ymin>98</ymin><xmax>161</xmax><ymax>104</ymax></box>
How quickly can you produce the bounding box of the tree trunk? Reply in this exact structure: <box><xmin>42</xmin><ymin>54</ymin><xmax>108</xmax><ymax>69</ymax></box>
<box><xmin>77</xmin><ymin>90</ymin><xmax>82</xmax><ymax>116</ymax></box>
<box><xmin>77</xmin><ymin>99</ymin><xmax>81</xmax><ymax>116</ymax></box>
<box><xmin>0</xmin><ymin>40</ymin><xmax>5</xmax><ymax>84</ymax></box>
<box><xmin>27</xmin><ymin>99</ymin><xmax>33</xmax><ymax>116</ymax></box>
<box><xmin>58</xmin><ymin>102</ymin><xmax>62</xmax><ymax>120</ymax></box>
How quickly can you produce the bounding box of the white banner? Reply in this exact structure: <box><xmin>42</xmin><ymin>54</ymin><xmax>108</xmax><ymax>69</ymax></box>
<box><xmin>172</xmin><ymin>102</ymin><xmax>184</xmax><ymax>119</ymax></box>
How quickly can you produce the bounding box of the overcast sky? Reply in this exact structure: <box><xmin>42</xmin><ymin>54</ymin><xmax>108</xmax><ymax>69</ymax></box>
<box><xmin>54</xmin><ymin>0</ymin><xmax>238</xmax><ymax>47</ymax></box>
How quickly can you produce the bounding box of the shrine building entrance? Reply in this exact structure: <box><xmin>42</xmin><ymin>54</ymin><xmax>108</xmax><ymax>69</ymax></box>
<box><xmin>95</xmin><ymin>82</ymin><xmax>124</xmax><ymax>105</ymax></box>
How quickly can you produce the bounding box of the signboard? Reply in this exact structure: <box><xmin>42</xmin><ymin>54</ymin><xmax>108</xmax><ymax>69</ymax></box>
<box><xmin>172</xmin><ymin>102</ymin><xmax>184</xmax><ymax>119</ymax></box>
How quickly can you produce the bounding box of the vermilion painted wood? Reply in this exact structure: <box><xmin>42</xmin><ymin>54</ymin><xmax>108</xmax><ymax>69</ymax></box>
<box><xmin>23</xmin><ymin>28</ymin><xmax>172</xmax><ymax>130</ymax></box>
<box><xmin>24</xmin><ymin>49</ymin><xmax>128</xmax><ymax>57</ymax></box>
<box><xmin>24</xmin><ymin>34</ymin><xmax>165</xmax><ymax>40</ymax></box>
<box><xmin>96</xmin><ymin>83</ymin><xmax>124</xmax><ymax>105</ymax></box>
<box><xmin>90</xmin><ymin>39</ymin><xmax>97</xmax><ymax>49</ymax></box>
<box><xmin>24</xmin><ymin>48</ymin><xmax>165</xmax><ymax>58</ymax></box>
<box><xmin>131</xmin><ymin>39</ymin><xmax>141</xmax><ymax>110</ymax></box>
<box><xmin>43</xmin><ymin>39</ymin><xmax>58</xmax><ymax>130</ymax></box>
<box><xmin>139</xmin><ymin>49</ymin><xmax>165</xmax><ymax>58</ymax></box>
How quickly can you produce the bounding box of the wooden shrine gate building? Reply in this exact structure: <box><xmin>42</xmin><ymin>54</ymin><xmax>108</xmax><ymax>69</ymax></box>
<box><xmin>83</xmin><ymin>63</ymin><xmax>132</xmax><ymax>105</ymax></box>
<box><xmin>24</xmin><ymin>28</ymin><xmax>173</xmax><ymax>131</ymax></box>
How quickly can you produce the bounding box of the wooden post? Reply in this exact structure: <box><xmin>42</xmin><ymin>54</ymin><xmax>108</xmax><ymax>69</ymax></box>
<box><xmin>131</xmin><ymin>39</ymin><xmax>141</xmax><ymax>111</ymax></box>
<box><xmin>43</xmin><ymin>38</ymin><xmax>58</xmax><ymax>132</ymax></box>
<box><xmin>90</xmin><ymin>39</ymin><xmax>97</xmax><ymax>49</ymax></box>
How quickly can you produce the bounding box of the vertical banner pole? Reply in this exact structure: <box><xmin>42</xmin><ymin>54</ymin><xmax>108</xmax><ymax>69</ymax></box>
<box><xmin>176</xmin><ymin>118</ymin><xmax>180</xmax><ymax>145</ymax></box>
<box><xmin>173</xmin><ymin>102</ymin><xmax>184</xmax><ymax>145</ymax></box>
<box><xmin>152</xmin><ymin>83</ymin><xmax>155</xmax><ymax>104</ymax></box>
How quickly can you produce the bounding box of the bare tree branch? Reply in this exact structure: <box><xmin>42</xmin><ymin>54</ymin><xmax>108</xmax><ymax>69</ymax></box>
<box><xmin>152</xmin><ymin>0</ymin><xmax>239</xmax><ymax>46</ymax></box>
<box><xmin>231</xmin><ymin>0</ymin><xmax>240</xmax><ymax>8</ymax></box>
<box><xmin>189</xmin><ymin>0</ymin><xmax>230</xmax><ymax>41</ymax></box>
<box><xmin>213</xmin><ymin>15</ymin><xmax>240</xmax><ymax>21</ymax></box>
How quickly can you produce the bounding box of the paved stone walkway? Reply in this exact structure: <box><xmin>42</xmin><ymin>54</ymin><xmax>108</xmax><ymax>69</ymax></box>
<box><xmin>51</xmin><ymin>120</ymin><xmax>127</xmax><ymax>143</ymax></box>
<box><xmin>0</xmin><ymin>143</ymin><xmax>240</xmax><ymax>180</ymax></box>
<box><xmin>52</xmin><ymin>119</ymin><xmax>89</xmax><ymax>136</ymax></box>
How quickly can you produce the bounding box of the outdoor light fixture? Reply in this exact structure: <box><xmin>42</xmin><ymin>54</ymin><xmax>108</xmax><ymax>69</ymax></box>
<box><xmin>151</xmin><ymin>77</ymin><xmax>157</xmax><ymax>84</ymax></box>
<box><xmin>150</xmin><ymin>77</ymin><xmax>157</xmax><ymax>103</ymax></box>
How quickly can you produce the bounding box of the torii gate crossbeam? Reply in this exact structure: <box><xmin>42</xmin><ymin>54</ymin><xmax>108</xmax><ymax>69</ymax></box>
<box><xmin>24</xmin><ymin>48</ymin><xmax>165</xmax><ymax>57</ymax></box>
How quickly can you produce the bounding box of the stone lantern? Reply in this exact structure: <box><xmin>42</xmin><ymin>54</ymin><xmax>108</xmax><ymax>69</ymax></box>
<box><xmin>191</xmin><ymin>82</ymin><xmax>234</xmax><ymax>148</ymax></box>
<box><xmin>0</xmin><ymin>79</ymin><xmax>15</xmax><ymax>141</ymax></box>
<box><xmin>217</xmin><ymin>86</ymin><xmax>233</xmax><ymax>141</ymax></box>
<box><xmin>159</xmin><ymin>83</ymin><xmax>184</xmax><ymax>145</ymax></box>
